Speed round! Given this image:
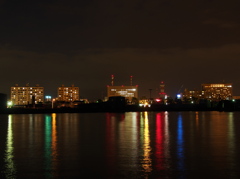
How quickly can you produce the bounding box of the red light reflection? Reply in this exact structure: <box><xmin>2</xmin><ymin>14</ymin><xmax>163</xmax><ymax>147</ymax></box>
<box><xmin>155</xmin><ymin>113</ymin><xmax>165</xmax><ymax>171</ymax></box>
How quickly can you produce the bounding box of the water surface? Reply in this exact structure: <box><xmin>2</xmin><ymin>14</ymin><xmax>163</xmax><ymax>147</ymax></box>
<box><xmin>1</xmin><ymin>111</ymin><xmax>240</xmax><ymax>178</ymax></box>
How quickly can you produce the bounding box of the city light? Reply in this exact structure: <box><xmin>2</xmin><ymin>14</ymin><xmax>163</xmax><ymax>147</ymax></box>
<box><xmin>177</xmin><ymin>94</ymin><xmax>181</xmax><ymax>99</ymax></box>
<box><xmin>7</xmin><ymin>101</ymin><xmax>13</xmax><ymax>108</ymax></box>
<box><xmin>52</xmin><ymin>99</ymin><xmax>56</xmax><ymax>109</ymax></box>
<box><xmin>45</xmin><ymin>96</ymin><xmax>51</xmax><ymax>99</ymax></box>
<box><xmin>3</xmin><ymin>81</ymin><xmax>238</xmax><ymax>110</ymax></box>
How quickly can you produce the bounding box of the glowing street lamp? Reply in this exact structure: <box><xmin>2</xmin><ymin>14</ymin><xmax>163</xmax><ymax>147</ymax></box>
<box><xmin>52</xmin><ymin>99</ymin><xmax>56</xmax><ymax>109</ymax></box>
<box><xmin>7</xmin><ymin>101</ymin><xmax>13</xmax><ymax>108</ymax></box>
<box><xmin>177</xmin><ymin>94</ymin><xmax>181</xmax><ymax>99</ymax></box>
<box><xmin>45</xmin><ymin>95</ymin><xmax>52</xmax><ymax>103</ymax></box>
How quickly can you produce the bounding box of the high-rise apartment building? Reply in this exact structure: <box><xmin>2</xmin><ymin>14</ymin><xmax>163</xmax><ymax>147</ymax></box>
<box><xmin>11</xmin><ymin>84</ymin><xmax>44</xmax><ymax>105</ymax></box>
<box><xmin>57</xmin><ymin>85</ymin><xmax>79</xmax><ymax>101</ymax></box>
<box><xmin>201</xmin><ymin>83</ymin><xmax>232</xmax><ymax>100</ymax></box>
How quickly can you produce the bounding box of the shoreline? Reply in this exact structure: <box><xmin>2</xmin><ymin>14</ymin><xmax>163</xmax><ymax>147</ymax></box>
<box><xmin>0</xmin><ymin>105</ymin><xmax>238</xmax><ymax>114</ymax></box>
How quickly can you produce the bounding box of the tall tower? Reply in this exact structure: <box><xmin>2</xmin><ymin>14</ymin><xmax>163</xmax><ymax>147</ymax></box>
<box><xmin>159</xmin><ymin>81</ymin><xmax>166</xmax><ymax>99</ymax></box>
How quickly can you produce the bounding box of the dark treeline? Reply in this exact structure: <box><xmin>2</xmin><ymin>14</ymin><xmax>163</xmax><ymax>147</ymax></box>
<box><xmin>1</xmin><ymin>99</ymin><xmax>240</xmax><ymax>114</ymax></box>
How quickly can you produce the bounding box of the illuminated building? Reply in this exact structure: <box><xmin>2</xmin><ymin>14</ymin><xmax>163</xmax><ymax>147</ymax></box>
<box><xmin>182</xmin><ymin>83</ymin><xmax>233</xmax><ymax>102</ymax></box>
<box><xmin>57</xmin><ymin>84</ymin><xmax>79</xmax><ymax>101</ymax></box>
<box><xmin>139</xmin><ymin>99</ymin><xmax>151</xmax><ymax>107</ymax></box>
<box><xmin>107</xmin><ymin>85</ymin><xmax>138</xmax><ymax>102</ymax></box>
<box><xmin>201</xmin><ymin>83</ymin><xmax>233</xmax><ymax>100</ymax></box>
<box><xmin>11</xmin><ymin>84</ymin><xmax>44</xmax><ymax>105</ymax></box>
<box><xmin>182</xmin><ymin>89</ymin><xmax>203</xmax><ymax>99</ymax></box>
<box><xmin>107</xmin><ymin>75</ymin><xmax>138</xmax><ymax>103</ymax></box>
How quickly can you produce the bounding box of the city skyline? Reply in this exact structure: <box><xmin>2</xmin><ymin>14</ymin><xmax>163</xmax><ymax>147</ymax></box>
<box><xmin>6</xmin><ymin>80</ymin><xmax>237</xmax><ymax>102</ymax></box>
<box><xmin>1</xmin><ymin>1</ymin><xmax>240</xmax><ymax>99</ymax></box>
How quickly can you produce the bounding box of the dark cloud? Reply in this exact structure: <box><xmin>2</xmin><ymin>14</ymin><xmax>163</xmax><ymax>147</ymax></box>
<box><xmin>1</xmin><ymin>44</ymin><xmax>240</xmax><ymax>99</ymax></box>
<box><xmin>1</xmin><ymin>0</ymin><xmax>240</xmax><ymax>51</ymax></box>
<box><xmin>1</xmin><ymin>0</ymin><xmax>240</xmax><ymax>99</ymax></box>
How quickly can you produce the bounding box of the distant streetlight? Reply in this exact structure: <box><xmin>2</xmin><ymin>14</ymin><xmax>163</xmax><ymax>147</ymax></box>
<box><xmin>177</xmin><ymin>94</ymin><xmax>181</xmax><ymax>99</ymax></box>
<box><xmin>52</xmin><ymin>99</ymin><xmax>55</xmax><ymax>109</ymax></box>
<box><xmin>7</xmin><ymin>101</ymin><xmax>13</xmax><ymax>108</ymax></box>
<box><xmin>45</xmin><ymin>95</ymin><xmax>52</xmax><ymax>102</ymax></box>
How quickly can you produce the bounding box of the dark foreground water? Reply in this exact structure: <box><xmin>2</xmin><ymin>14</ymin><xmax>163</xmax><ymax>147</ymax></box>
<box><xmin>1</xmin><ymin>111</ymin><xmax>240</xmax><ymax>179</ymax></box>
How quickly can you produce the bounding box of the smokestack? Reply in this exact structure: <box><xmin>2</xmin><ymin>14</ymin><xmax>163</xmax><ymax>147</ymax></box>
<box><xmin>111</xmin><ymin>75</ymin><xmax>114</xmax><ymax>86</ymax></box>
<box><xmin>130</xmin><ymin>75</ymin><xmax>133</xmax><ymax>86</ymax></box>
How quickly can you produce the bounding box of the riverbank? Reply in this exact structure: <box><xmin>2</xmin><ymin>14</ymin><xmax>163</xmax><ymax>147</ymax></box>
<box><xmin>0</xmin><ymin>103</ymin><xmax>238</xmax><ymax>114</ymax></box>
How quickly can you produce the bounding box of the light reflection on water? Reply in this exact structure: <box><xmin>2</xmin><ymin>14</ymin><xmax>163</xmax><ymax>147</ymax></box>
<box><xmin>177</xmin><ymin>114</ymin><xmax>185</xmax><ymax>178</ymax></box>
<box><xmin>44</xmin><ymin>113</ymin><xmax>59</xmax><ymax>178</ymax></box>
<box><xmin>4</xmin><ymin>115</ymin><xmax>16</xmax><ymax>178</ymax></box>
<box><xmin>155</xmin><ymin>112</ymin><xmax>164</xmax><ymax>171</ymax></box>
<box><xmin>1</xmin><ymin>112</ymin><xmax>240</xmax><ymax>178</ymax></box>
<box><xmin>51</xmin><ymin>113</ymin><xmax>59</xmax><ymax>178</ymax></box>
<box><xmin>227</xmin><ymin>112</ymin><xmax>236</xmax><ymax>178</ymax></box>
<box><xmin>141</xmin><ymin>112</ymin><xmax>152</xmax><ymax>176</ymax></box>
<box><xmin>44</xmin><ymin>115</ymin><xmax>52</xmax><ymax>178</ymax></box>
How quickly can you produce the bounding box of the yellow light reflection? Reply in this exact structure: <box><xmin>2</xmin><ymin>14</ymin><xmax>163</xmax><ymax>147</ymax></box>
<box><xmin>195</xmin><ymin>112</ymin><xmax>199</xmax><ymax>128</ymax></box>
<box><xmin>142</xmin><ymin>112</ymin><xmax>152</xmax><ymax>174</ymax></box>
<box><xmin>52</xmin><ymin>113</ymin><xmax>57</xmax><ymax>157</ymax></box>
<box><xmin>4</xmin><ymin>115</ymin><xmax>16</xmax><ymax>178</ymax></box>
<box><xmin>130</xmin><ymin>112</ymin><xmax>138</xmax><ymax>169</ymax></box>
<box><xmin>51</xmin><ymin>113</ymin><xmax>59</xmax><ymax>177</ymax></box>
<box><xmin>228</xmin><ymin>112</ymin><xmax>235</xmax><ymax>169</ymax></box>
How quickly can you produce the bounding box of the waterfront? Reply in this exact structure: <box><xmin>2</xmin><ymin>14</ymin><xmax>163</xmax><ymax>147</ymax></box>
<box><xmin>1</xmin><ymin>111</ymin><xmax>240</xmax><ymax>178</ymax></box>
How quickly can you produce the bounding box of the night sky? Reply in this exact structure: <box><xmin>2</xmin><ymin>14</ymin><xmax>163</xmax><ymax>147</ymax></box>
<box><xmin>1</xmin><ymin>0</ymin><xmax>240</xmax><ymax>100</ymax></box>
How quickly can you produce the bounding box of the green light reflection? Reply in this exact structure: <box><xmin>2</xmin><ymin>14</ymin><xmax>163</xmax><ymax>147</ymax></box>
<box><xmin>45</xmin><ymin>115</ymin><xmax>52</xmax><ymax>178</ymax></box>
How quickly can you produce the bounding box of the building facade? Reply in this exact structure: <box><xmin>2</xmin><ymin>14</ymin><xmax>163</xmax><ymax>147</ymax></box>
<box><xmin>57</xmin><ymin>84</ymin><xmax>79</xmax><ymax>101</ymax></box>
<box><xmin>182</xmin><ymin>89</ymin><xmax>203</xmax><ymax>99</ymax></box>
<box><xmin>201</xmin><ymin>83</ymin><xmax>232</xmax><ymax>100</ymax></box>
<box><xmin>107</xmin><ymin>85</ymin><xmax>138</xmax><ymax>102</ymax></box>
<box><xmin>11</xmin><ymin>84</ymin><xmax>44</xmax><ymax>105</ymax></box>
<box><xmin>181</xmin><ymin>83</ymin><xmax>233</xmax><ymax>102</ymax></box>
